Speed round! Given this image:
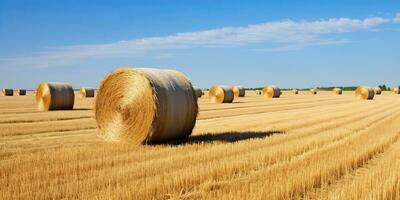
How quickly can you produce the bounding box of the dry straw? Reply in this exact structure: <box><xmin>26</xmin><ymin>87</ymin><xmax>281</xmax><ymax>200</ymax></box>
<box><xmin>193</xmin><ymin>86</ymin><xmax>203</xmax><ymax>98</ymax></box>
<box><xmin>373</xmin><ymin>87</ymin><xmax>382</xmax><ymax>95</ymax></box>
<box><xmin>333</xmin><ymin>88</ymin><xmax>343</xmax><ymax>95</ymax></box>
<box><xmin>263</xmin><ymin>85</ymin><xmax>281</xmax><ymax>98</ymax></box>
<box><xmin>95</xmin><ymin>67</ymin><xmax>198</xmax><ymax>144</ymax></box>
<box><xmin>80</xmin><ymin>87</ymin><xmax>95</xmax><ymax>98</ymax></box>
<box><xmin>35</xmin><ymin>82</ymin><xmax>75</xmax><ymax>111</ymax></box>
<box><xmin>232</xmin><ymin>86</ymin><xmax>245</xmax><ymax>97</ymax></box>
<box><xmin>292</xmin><ymin>89</ymin><xmax>299</xmax><ymax>94</ymax></box>
<box><xmin>355</xmin><ymin>86</ymin><xmax>375</xmax><ymax>100</ymax></box>
<box><xmin>392</xmin><ymin>86</ymin><xmax>400</xmax><ymax>94</ymax></box>
<box><xmin>2</xmin><ymin>89</ymin><xmax>13</xmax><ymax>96</ymax></box>
<box><xmin>16</xmin><ymin>89</ymin><xmax>26</xmax><ymax>96</ymax></box>
<box><xmin>255</xmin><ymin>90</ymin><xmax>262</xmax><ymax>95</ymax></box>
<box><xmin>209</xmin><ymin>85</ymin><xmax>234</xmax><ymax>103</ymax></box>
<box><xmin>310</xmin><ymin>88</ymin><xmax>317</xmax><ymax>95</ymax></box>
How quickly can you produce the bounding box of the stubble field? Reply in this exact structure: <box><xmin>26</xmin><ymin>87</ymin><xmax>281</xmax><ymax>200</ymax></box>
<box><xmin>1</xmin><ymin>91</ymin><xmax>400</xmax><ymax>199</ymax></box>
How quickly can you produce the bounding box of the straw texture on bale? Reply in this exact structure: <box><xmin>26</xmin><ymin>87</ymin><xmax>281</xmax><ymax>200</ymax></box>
<box><xmin>292</xmin><ymin>89</ymin><xmax>299</xmax><ymax>94</ymax></box>
<box><xmin>209</xmin><ymin>85</ymin><xmax>234</xmax><ymax>103</ymax></box>
<box><xmin>80</xmin><ymin>87</ymin><xmax>95</xmax><ymax>98</ymax></box>
<box><xmin>17</xmin><ymin>89</ymin><xmax>26</xmax><ymax>96</ymax></box>
<box><xmin>333</xmin><ymin>88</ymin><xmax>343</xmax><ymax>95</ymax></box>
<box><xmin>263</xmin><ymin>85</ymin><xmax>281</xmax><ymax>98</ymax></box>
<box><xmin>35</xmin><ymin>82</ymin><xmax>75</xmax><ymax>111</ymax></box>
<box><xmin>373</xmin><ymin>87</ymin><xmax>382</xmax><ymax>95</ymax></box>
<box><xmin>95</xmin><ymin>67</ymin><xmax>198</xmax><ymax>144</ymax></box>
<box><xmin>392</xmin><ymin>86</ymin><xmax>400</xmax><ymax>94</ymax></box>
<box><xmin>310</xmin><ymin>88</ymin><xmax>318</xmax><ymax>95</ymax></box>
<box><xmin>193</xmin><ymin>86</ymin><xmax>203</xmax><ymax>98</ymax></box>
<box><xmin>2</xmin><ymin>89</ymin><xmax>13</xmax><ymax>96</ymax></box>
<box><xmin>232</xmin><ymin>86</ymin><xmax>245</xmax><ymax>97</ymax></box>
<box><xmin>355</xmin><ymin>86</ymin><xmax>375</xmax><ymax>100</ymax></box>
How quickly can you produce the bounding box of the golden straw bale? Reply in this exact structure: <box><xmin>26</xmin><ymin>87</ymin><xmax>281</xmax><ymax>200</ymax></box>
<box><xmin>310</xmin><ymin>88</ymin><xmax>317</xmax><ymax>95</ymax></box>
<box><xmin>35</xmin><ymin>82</ymin><xmax>75</xmax><ymax>111</ymax></box>
<box><xmin>232</xmin><ymin>86</ymin><xmax>245</xmax><ymax>97</ymax></box>
<box><xmin>373</xmin><ymin>87</ymin><xmax>382</xmax><ymax>95</ymax></box>
<box><xmin>80</xmin><ymin>87</ymin><xmax>95</xmax><ymax>98</ymax></box>
<box><xmin>333</xmin><ymin>88</ymin><xmax>342</xmax><ymax>95</ymax></box>
<box><xmin>209</xmin><ymin>85</ymin><xmax>234</xmax><ymax>103</ymax></box>
<box><xmin>16</xmin><ymin>89</ymin><xmax>26</xmax><ymax>96</ymax></box>
<box><xmin>2</xmin><ymin>89</ymin><xmax>13</xmax><ymax>96</ymax></box>
<box><xmin>392</xmin><ymin>86</ymin><xmax>400</xmax><ymax>94</ymax></box>
<box><xmin>193</xmin><ymin>86</ymin><xmax>203</xmax><ymax>98</ymax></box>
<box><xmin>95</xmin><ymin>67</ymin><xmax>198</xmax><ymax>144</ymax></box>
<box><xmin>263</xmin><ymin>85</ymin><xmax>281</xmax><ymax>98</ymax></box>
<box><xmin>355</xmin><ymin>86</ymin><xmax>375</xmax><ymax>100</ymax></box>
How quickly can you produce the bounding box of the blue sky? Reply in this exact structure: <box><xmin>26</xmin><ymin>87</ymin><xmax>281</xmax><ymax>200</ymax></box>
<box><xmin>1</xmin><ymin>0</ymin><xmax>400</xmax><ymax>89</ymax></box>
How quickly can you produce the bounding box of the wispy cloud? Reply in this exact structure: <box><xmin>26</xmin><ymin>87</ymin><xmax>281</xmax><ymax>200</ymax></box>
<box><xmin>0</xmin><ymin>15</ymin><xmax>393</xmax><ymax>68</ymax></box>
<box><xmin>394</xmin><ymin>13</ymin><xmax>400</xmax><ymax>23</ymax></box>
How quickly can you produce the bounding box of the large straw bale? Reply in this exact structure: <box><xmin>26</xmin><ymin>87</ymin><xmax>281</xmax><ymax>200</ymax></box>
<box><xmin>373</xmin><ymin>87</ymin><xmax>382</xmax><ymax>95</ymax></box>
<box><xmin>80</xmin><ymin>87</ymin><xmax>95</xmax><ymax>98</ymax></box>
<box><xmin>95</xmin><ymin>67</ymin><xmax>198</xmax><ymax>144</ymax></box>
<box><xmin>232</xmin><ymin>86</ymin><xmax>245</xmax><ymax>97</ymax></box>
<box><xmin>392</xmin><ymin>86</ymin><xmax>400</xmax><ymax>94</ymax></box>
<box><xmin>310</xmin><ymin>88</ymin><xmax>317</xmax><ymax>95</ymax></box>
<box><xmin>263</xmin><ymin>85</ymin><xmax>281</xmax><ymax>98</ymax></box>
<box><xmin>2</xmin><ymin>89</ymin><xmax>13</xmax><ymax>96</ymax></box>
<box><xmin>355</xmin><ymin>86</ymin><xmax>375</xmax><ymax>100</ymax></box>
<box><xmin>209</xmin><ymin>85</ymin><xmax>234</xmax><ymax>103</ymax></box>
<box><xmin>16</xmin><ymin>89</ymin><xmax>26</xmax><ymax>96</ymax></box>
<box><xmin>333</xmin><ymin>88</ymin><xmax>343</xmax><ymax>95</ymax></box>
<box><xmin>35</xmin><ymin>82</ymin><xmax>75</xmax><ymax>111</ymax></box>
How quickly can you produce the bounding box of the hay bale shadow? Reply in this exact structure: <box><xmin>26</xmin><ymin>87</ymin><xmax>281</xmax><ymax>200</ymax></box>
<box><xmin>155</xmin><ymin>131</ymin><xmax>284</xmax><ymax>146</ymax></box>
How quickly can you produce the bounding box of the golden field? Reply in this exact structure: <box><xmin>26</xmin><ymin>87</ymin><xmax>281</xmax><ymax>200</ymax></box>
<box><xmin>1</xmin><ymin>91</ymin><xmax>400</xmax><ymax>200</ymax></box>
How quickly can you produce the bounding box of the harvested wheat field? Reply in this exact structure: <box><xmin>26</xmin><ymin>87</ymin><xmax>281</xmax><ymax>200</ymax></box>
<box><xmin>1</xmin><ymin>90</ymin><xmax>400</xmax><ymax>200</ymax></box>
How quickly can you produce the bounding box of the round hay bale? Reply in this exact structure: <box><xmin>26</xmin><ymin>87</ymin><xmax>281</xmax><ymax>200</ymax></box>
<box><xmin>16</xmin><ymin>89</ymin><xmax>26</xmax><ymax>96</ymax></box>
<box><xmin>193</xmin><ymin>86</ymin><xmax>203</xmax><ymax>98</ymax></box>
<box><xmin>95</xmin><ymin>67</ymin><xmax>198</xmax><ymax>144</ymax></box>
<box><xmin>355</xmin><ymin>86</ymin><xmax>375</xmax><ymax>100</ymax></box>
<box><xmin>333</xmin><ymin>88</ymin><xmax>342</xmax><ymax>95</ymax></box>
<box><xmin>2</xmin><ymin>89</ymin><xmax>13</xmax><ymax>96</ymax></box>
<box><xmin>232</xmin><ymin>86</ymin><xmax>245</xmax><ymax>97</ymax></box>
<box><xmin>392</xmin><ymin>86</ymin><xmax>400</xmax><ymax>94</ymax></box>
<box><xmin>263</xmin><ymin>85</ymin><xmax>281</xmax><ymax>98</ymax></box>
<box><xmin>373</xmin><ymin>87</ymin><xmax>382</xmax><ymax>95</ymax></box>
<box><xmin>209</xmin><ymin>85</ymin><xmax>234</xmax><ymax>103</ymax></box>
<box><xmin>255</xmin><ymin>90</ymin><xmax>262</xmax><ymax>95</ymax></box>
<box><xmin>35</xmin><ymin>82</ymin><xmax>75</xmax><ymax>111</ymax></box>
<box><xmin>80</xmin><ymin>87</ymin><xmax>95</xmax><ymax>98</ymax></box>
<box><xmin>292</xmin><ymin>89</ymin><xmax>299</xmax><ymax>94</ymax></box>
<box><xmin>310</xmin><ymin>88</ymin><xmax>317</xmax><ymax>95</ymax></box>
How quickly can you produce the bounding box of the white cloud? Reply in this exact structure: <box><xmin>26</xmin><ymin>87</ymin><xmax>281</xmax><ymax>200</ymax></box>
<box><xmin>394</xmin><ymin>13</ymin><xmax>400</xmax><ymax>23</ymax></box>
<box><xmin>0</xmin><ymin>16</ymin><xmax>392</xmax><ymax>68</ymax></box>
